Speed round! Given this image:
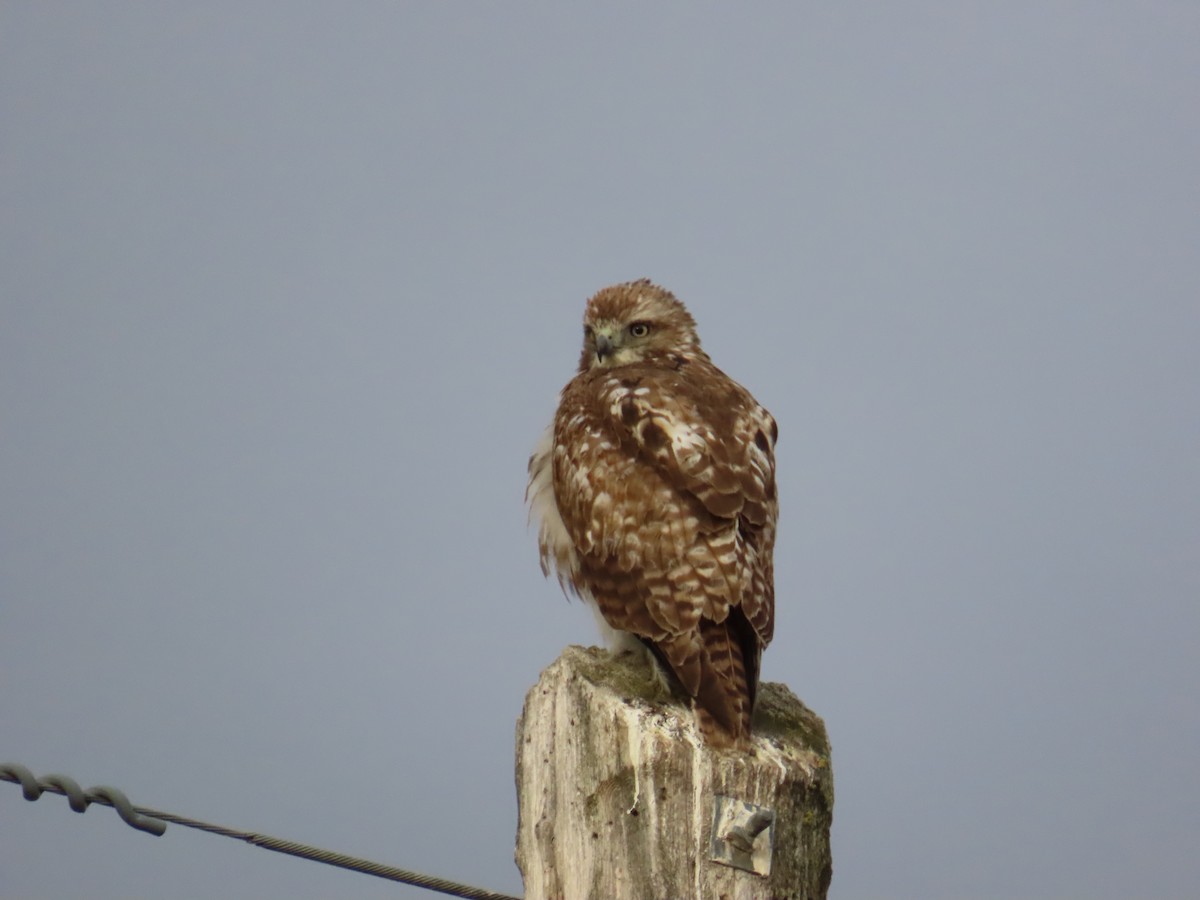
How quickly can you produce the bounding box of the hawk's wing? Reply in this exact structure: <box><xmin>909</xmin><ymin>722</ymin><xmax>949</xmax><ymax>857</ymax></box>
<box><xmin>595</xmin><ymin>361</ymin><xmax>777</xmax><ymax>642</ymax></box>
<box><xmin>553</xmin><ymin>360</ymin><xmax>777</xmax><ymax>743</ymax></box>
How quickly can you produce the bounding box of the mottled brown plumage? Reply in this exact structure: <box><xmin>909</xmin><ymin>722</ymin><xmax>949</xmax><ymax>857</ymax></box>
<box><xmin>527</xmin><ymin>279</ymin><xmax>777</xmax><ymax>747</ymax></box>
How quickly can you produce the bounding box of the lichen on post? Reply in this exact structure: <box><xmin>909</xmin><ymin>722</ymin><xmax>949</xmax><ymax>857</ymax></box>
<box><xmin>515</xmin><ymin>645</ymin><xmax>833</xmax><ymax>900</ymax></box>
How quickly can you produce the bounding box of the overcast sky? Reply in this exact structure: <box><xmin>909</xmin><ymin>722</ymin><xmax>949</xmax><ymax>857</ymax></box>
<box><xmin>2</xmin><ymin>4</ymin><xmax>1198</xmax><ymax>899</ymax></box>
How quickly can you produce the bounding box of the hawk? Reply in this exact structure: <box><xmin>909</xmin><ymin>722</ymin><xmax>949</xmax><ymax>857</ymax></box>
<box><xmin>527</xmin><ymin>279</ymin><xmax>777</xmax><ymax>747</ymax></box>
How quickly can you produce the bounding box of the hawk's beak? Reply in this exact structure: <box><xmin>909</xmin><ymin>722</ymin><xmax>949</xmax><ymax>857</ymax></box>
<box><xmin>595</xmin><ymin>333</ymin><xmax>615</xmax><ymax>362</ymax></box>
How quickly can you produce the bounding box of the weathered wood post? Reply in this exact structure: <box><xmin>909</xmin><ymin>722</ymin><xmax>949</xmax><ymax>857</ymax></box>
<box><xmin>515</xmin><ymin>646</ymin><xmax>833</xmax><ymax>900</ymax></box>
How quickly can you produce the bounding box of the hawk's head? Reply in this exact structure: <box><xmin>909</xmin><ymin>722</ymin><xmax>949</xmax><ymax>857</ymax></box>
<box><xmin>577</xmin><ymin>279</ymin><xmax>705</xmax><ymax>372</ymax></box>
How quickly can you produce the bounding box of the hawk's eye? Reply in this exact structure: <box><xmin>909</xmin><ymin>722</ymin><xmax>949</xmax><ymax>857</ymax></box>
<box><xmin>629</xmin><ymin>322</ymin><xmax>651</xmax><ymax>338</ymax></box>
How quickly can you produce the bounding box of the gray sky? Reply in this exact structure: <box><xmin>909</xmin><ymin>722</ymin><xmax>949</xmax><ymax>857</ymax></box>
<box><xmin>2</xmin><ymin>4</ymin><xmax>1197</xmax><ymax>898</ymax></box>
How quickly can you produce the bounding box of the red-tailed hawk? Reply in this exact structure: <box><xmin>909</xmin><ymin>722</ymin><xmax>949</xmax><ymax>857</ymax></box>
<box><xmin>528</xmin><ymin>279</ymin><xmax>777</xmax><ymax>747</ymax></box>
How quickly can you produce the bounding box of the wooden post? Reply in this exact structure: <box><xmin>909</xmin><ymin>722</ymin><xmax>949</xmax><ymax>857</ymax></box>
<box><xmin>515</xmin><ymin>646</ymin><xmax>833</xmax><ymax>900</ymax></box>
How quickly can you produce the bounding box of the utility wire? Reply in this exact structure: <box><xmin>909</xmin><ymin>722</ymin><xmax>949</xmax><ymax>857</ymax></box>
<box><xmin>1</xmin><ymin>762</ymin><xmax>521</xmax><ymax>900</ymax></box>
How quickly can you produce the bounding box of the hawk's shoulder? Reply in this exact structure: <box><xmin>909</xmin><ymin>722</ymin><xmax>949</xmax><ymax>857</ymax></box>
<box><xmin>555</xmin><ymin>355</ymin><xmax>777</xmax><ymax>525</ymax></box>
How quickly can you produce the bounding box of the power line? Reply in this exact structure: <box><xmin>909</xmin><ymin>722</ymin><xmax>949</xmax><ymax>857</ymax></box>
<box><xmin>1</xmin><ymin>762</ymin><xmax>521</xmax><ymax>900</ymax></box>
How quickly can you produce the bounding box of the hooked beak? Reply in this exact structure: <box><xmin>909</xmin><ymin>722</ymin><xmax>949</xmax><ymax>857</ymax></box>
<box><xmin>594</xmin><ymin>332</ymin><xmax>615</xmax><ymax>362</ymax></box>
